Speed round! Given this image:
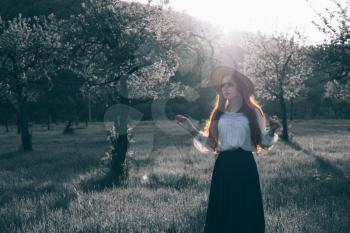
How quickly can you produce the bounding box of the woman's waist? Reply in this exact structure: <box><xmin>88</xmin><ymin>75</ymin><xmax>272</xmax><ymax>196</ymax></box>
<box><xmin>217</xmin><ymin>146</ymin><xmax>254</xmax><ymax>154</ymax></box>
<box><xmin>215</xmin><ymin>147</ymin><xmax>256</xmax><ymax>168</ymax></box>
<box><xmin>217</xmin><ymin>147</ymin><xmax>252</xmax><ymax>155</ymax></box>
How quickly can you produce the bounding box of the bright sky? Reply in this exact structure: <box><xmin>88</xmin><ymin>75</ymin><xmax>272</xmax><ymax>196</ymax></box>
<box><xmin>133</xmin><ymin>0</ymin><xmax>340</xmax><ymax>45</ymax></box>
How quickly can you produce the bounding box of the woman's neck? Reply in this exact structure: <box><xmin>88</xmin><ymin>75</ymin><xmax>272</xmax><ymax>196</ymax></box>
<box><xmin>226</xmin><ymin>95</ymin><xmax>243</xmax><ymax>112</ymax></box>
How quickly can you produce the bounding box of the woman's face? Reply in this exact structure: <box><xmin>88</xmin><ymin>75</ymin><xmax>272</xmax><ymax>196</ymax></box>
<box><xmin>221</xmin><ymin>75</ymin><xmax>240</xmax><ymax>100</ymax></box>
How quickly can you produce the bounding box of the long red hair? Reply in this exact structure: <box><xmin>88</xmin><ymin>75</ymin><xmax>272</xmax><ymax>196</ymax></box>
<box><xmin>202</xmin><ymin>74</ymin><xmax>267</xmax><ymax>153</ymax></box>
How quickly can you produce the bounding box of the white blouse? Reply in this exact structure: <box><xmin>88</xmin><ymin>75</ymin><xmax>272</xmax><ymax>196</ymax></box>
<box><xmin>193</xmin><ymin>108</ymin><xmax>278</xmax><ymax>154</ymax></box>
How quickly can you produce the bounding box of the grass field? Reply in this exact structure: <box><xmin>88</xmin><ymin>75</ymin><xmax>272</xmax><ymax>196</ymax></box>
<box><xmin>0</xmin><ymin>120</ymin><xmax>349</xmax><ymax>233</ymax></box>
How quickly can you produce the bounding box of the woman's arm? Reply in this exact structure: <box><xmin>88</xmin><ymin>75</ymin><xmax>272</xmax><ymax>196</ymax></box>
<box><xmin>176</xmin><ymin>115</ymin><xmax>214</xmax><ymax>154</ymax></box>
<box><xmin>255</xmin><ymin>109</ymin><xmax>280</xmax><ymax>149</ymax></box>
<box><xmin>175</xmin><ymin>114</ymin><xmax>199</xmax><ymax>136</ymax></box>
<box><xmin>186</xmin><ymin>120</ymin><xmax>201</xmax><ymax>137</ymax></box>
<box><xmin>193</xmin><ymin>131</ymin><xmax>215</xmax><ymax>154</ymax></box>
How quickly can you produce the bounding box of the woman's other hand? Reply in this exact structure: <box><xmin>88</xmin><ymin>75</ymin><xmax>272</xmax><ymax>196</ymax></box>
<box><xmin>269</xmin><ymin>115</ymin><xmax>280</xmax><ymax>131</ymax></box>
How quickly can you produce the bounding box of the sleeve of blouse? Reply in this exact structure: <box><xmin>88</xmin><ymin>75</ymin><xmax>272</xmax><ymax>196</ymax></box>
<box><xmin>192</xmin><ymin>131</ymin><xmax>214</xmax><ymax>154</ymax></box>
<box><xmin>255</xmin><ymin>109</ymin><xmax>279</xmax><ymax>149</ymax></box>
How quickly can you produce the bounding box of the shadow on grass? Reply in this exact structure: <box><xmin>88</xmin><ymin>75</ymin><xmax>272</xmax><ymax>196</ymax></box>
<box><xmin>0</xmin><ymin>151</ymin><xmax>22</xmax><ymax>161</ymax></box>
<box><xmin>0</xmin><ymin>182</ymin><xmax>77</xmax><ymax>210</ymax></box>
<box><xmin>147</xmin><ymin>173</ymin><xmax>199</xmax><ymax>191</ymax></box>
<box><xmin>286</xmin><ymin>139</ymin><xmax>346</xmax><ymax>179</ymax></box>
<box><xmin>0</xmin><ymin>146</ymin><xmax>107</xmax><ymax>209</ymax></box>
<box><xmin>263</xmin><ymin>139</ymin><xmax>350</xmax><ymax>213</ymax></box>
<box><xmin>79</xmin><ymin>171</ymin><xmax>128</xmax><ymax>192</ymax></box>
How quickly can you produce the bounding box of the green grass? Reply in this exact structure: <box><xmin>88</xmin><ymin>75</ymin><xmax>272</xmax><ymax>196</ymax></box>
<box><xmin>0</xmin><ymin>120</ymin><xmax>349</xmax><ymax>233</ymax></box>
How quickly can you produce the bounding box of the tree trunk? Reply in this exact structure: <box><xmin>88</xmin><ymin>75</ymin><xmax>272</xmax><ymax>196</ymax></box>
<box><xmin>63</xmin><ymin>119</ymin><xmax>74</xmax><ymax>134</ymax></box>
<box><xmin>279</xmin><ymin>95</ymin><xmax>289</xmax><ymax>141</ymax></box>
<box><xmin>290</xmin><ymin>99</ymin><xmax>294</xmax><ymax>121</ymax></box>
<box><xmin>88</xmin><ymin>93</ymin><xmax>92</xmax><ymax>122</ymax></box>
<box><xmin>5</xmin><ymin>119</ymin><xmax>9</xmax><ymax>132</ymax></box>
<box><xmin>19</xmin><ymin>100</ymin><xmax>32</xmax><ymax>151</ymax></box>
<box><xmin>75</xmin><ymin>116</ymin><xmax>79</xmax><ymax>126</ymax></box>
<box><xmin>110</xmin><ymin>76</ymin><xmax>130</xmax><ymax>183</ymax></box>
<box><xmin>47</xmin><ymin>113</ymin><xmax>51</xmax><ymax>131</ymax></box>
<box><xmin>110</xmin><ymin>133</ymin><xmax>129</xmax><ymax>182</ymax></box>
<box><xmin>17</xmin><ymin>114</ymin><xmax>21</xmax><ymax>134</ymax></box>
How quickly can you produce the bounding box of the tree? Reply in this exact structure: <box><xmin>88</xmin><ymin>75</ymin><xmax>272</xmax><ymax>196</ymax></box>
<box><xmin>311</xmin><ymin>0</ymin><xmax>350</xmax><ymax>82</ymax></box>
<box><xmin>308</xmin><ymin>0</ymin><xmax>350</xmax><ymax>118</ymax></box>
<box><xmin>0</xmin><ymin>83</ymin><xmax>16</xmax><ymax>132</ymax></box>
<box><xmin>36</xmin><ymin>70</ymin><xmax>87</xmax><ymax>132</ymax></box>
<box><xmin>244</xmin><ymin>32</ymin><xmax>311</xmax><ymax>141</ymax></box>
<box><xmin>0</xmin><ymin>14</ymin><xmax>62</xmax><ymax>151</ymax></box>
<box><xmin>323</xmin><ymin>79</ymin><xmax>350</xmax><ymax>118</ymax></box>
<box><xmin>65</xmin><ymin>0</ymin><xmax>183</xmax><ymax>184</ymax></box>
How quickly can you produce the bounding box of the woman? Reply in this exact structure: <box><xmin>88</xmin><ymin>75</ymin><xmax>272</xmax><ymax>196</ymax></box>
<box><xmin>175</xmin><ymin>65</ymin><xmax>280</xmax><ymax>233</ymax></box>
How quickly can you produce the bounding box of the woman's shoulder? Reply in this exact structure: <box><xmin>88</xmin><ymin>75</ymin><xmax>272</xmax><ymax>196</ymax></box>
<box><xmin>253</xmin><ymin>107</ymin><xmax>266</xmax><ymax>121</ymax></box>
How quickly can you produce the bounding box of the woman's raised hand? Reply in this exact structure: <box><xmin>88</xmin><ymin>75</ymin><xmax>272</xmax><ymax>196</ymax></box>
<box><xmin>175</xmin><ymin>114</ymin><xmax>189</xmax><ymax>128</ymax></box>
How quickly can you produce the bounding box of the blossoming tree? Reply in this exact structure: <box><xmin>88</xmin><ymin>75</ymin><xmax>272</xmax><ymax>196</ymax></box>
<box><xmin>244</xmin><ymin>32</ymin><xmax>311</xmax><ymax>141</ymax></box>
<box><xmin>0</xmin><ymin>14</ymin><xmax>62</xmax><ymax>151</ymax></box>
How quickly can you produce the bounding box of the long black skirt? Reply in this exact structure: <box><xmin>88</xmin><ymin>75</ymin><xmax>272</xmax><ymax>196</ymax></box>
<box><xmin>203</xmin><ymin>147</ymin><xmax>265</xmax><ymax>233</ymax></box>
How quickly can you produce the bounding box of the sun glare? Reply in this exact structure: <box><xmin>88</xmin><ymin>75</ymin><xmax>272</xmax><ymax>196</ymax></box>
<box><xmin>175</xmin><ymin>0</ymin><xmax>335</xmax><ymax>43</ymax></box>
<box><xmin>132</xmin><ymin>0</ymin><xmax>336</xmax><ymax>44</ymax></box>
